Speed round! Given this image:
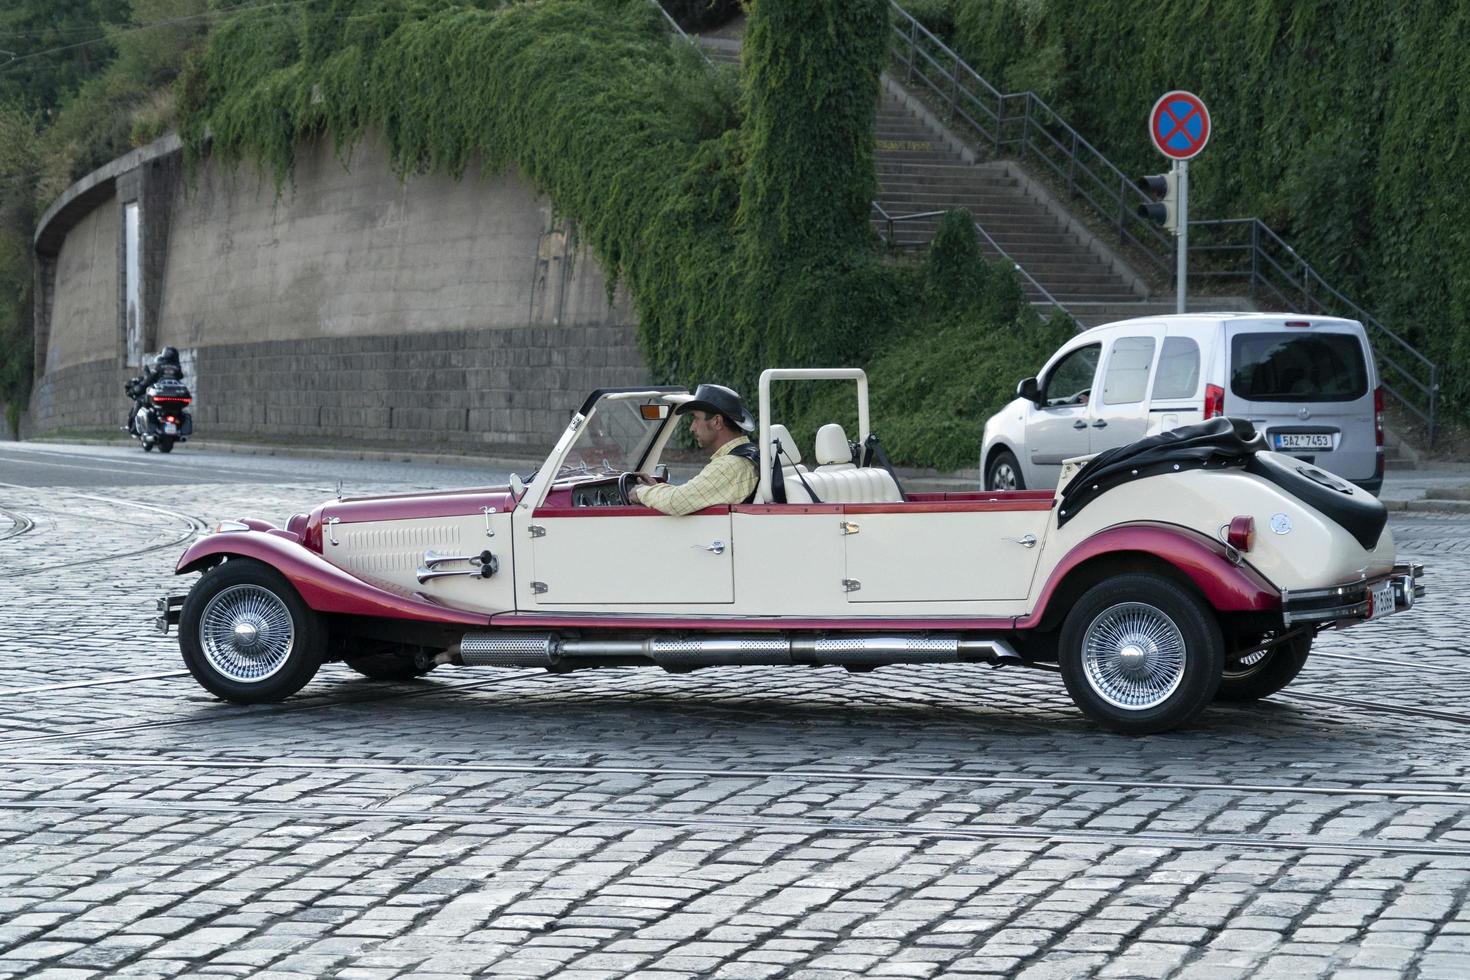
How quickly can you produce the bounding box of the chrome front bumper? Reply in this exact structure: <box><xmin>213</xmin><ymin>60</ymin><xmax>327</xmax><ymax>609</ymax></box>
<box><xmin>1281</xmin><ymin>561</ymin><xmax>1425</xmax><ymax>627</ymax></box>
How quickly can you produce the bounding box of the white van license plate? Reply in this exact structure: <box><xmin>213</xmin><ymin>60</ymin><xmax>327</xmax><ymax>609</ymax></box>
<box><xmin>1276</xmin><ymin>433</ymin><xmax>1332</xmax><ymax>450</ymax></box>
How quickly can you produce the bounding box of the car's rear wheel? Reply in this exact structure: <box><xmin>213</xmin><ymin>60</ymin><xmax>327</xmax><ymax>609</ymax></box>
<box><xmin>1216</xmin><ymin>632</ymin><xmax>1313</xmax><ymax>702</ymax></box>
<box><xmin>987</xmin><ymin>450</ymin><xmax>1024</xmax><ymax>491</ymax></box>
<box><xmin>1059</xmin><ymin>573</ymin><xmax>1223</xmax><ymax>734</ymax></box>
<box><xmin>180</xmin><ymin>558</ymin><xmax>324</xmax><ymax>703</ymax></box>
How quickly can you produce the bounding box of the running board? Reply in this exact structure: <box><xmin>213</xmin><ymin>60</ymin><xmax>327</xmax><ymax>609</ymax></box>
<box><xmin>453</xmin><ymin>633</ymin><xmax>1021</xmax><ymax>671</ymax></box>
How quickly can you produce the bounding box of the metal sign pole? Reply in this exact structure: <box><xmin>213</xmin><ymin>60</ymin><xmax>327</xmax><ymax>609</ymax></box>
<box><xmin>1175</xmin><ymin>159</ymin><xmax>1188</xmax><ymax>315</ymax></box>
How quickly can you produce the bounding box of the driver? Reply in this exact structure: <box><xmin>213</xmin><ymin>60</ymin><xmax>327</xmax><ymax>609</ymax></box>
<box><xmin>629</xmin><ymin>384</ymin><xmax>759</xmax><ymax>515</ymax></box>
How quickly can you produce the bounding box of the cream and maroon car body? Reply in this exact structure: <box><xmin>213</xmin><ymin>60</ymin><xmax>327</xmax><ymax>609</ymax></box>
<box><xmin>162</xmin><ymin>369</ymin><xmax>1424</xmax><ymax>734</ymax></box>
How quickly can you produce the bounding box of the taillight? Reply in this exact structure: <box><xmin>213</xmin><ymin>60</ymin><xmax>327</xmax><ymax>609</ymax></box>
<box><xmin>1374</xmin><ymin>386</ymin><xmax>1384</xmax><ymax>449</ymax></box>
<box><xmin>1204</xmin><ymin>384</ymin><xmax>1225</xmax><ymax>419</ymax></box>
<box><xmin>1227</xmin><ymin>515</ymin><xmax>1255</xmax><ymax>552</ymax></box>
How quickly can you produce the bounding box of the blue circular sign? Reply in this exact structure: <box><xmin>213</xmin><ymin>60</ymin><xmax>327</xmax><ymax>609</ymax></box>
<box><xmin>1149</xmin><ymin>90</ymin><xmax>1211</xmax><ymax>160</ymax></box>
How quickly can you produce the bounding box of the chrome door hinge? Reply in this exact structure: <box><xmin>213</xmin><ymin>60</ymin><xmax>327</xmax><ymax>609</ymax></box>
<box><xmin>842</xmin><ymin>579</ymin><xmax>862</xmax><ymax>593</ymax></box>
<box><xmin>528</xmin><ymin>524</ymin><xmax>546</xmax><ymax>538</ymax></box>
<box><xmin>840</xmin><ymin>521</ymin><xmax>861</xmax><ymax>535</ymax></box>
<box><xmin>531</xmin><ymin>581</ymin><xmax>549</xmax><ymax>595</ymax></box>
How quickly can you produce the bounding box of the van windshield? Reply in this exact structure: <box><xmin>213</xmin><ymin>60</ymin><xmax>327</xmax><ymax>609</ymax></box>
<box><xmin>1230</xmin><ymin>332</ymin><xmax>1369</xmax><ymax>402</ymax></box>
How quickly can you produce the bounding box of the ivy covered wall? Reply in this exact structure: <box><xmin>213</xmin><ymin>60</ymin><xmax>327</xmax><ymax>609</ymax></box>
<box><xmin>940</xmin><ymin>0</ymin><xmax>1469</xmax><ymax>414</ymax></box>
<box><xmin>172</xmin><ymin>0</ymin><xmax>1067</xmax><ymax>468</ymax></box>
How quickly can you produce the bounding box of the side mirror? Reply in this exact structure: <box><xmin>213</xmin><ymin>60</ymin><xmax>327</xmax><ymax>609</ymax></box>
<box><xmin>508</xmin><ymin>473</ymin><xmax>525</xmax><ymax>499</ymax></box>
<box><xmin>1017</xmin><ymin>377</ymin><xmax>1041</xmax><ymax>404</ymax></box>
<box><xmin>652</xmin><ymin>463</ymin><xmax>669</xmax><ymax>482</ymax></box>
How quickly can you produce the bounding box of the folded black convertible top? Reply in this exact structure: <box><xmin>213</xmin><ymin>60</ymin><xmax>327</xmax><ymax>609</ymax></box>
<box><xmin>1056</xmin><ymin>416</ymin><xmax>1387</xmax><ymax>550</ymax></box>
<box><xmin>1058</xmin><ymin>417</ymin><xmax>1263</xmax><ymax>527</ymax></box>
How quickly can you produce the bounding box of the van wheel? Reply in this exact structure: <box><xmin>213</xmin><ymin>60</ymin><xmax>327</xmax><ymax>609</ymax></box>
<box><xmin>987</xmin><ymin>450</ymin><xmax>1024</xmax><ymax>491</ymax></box>
<box><xmin>1217</xmin><ymin>633</ymin><xmax>1312</xmax><ymax>701</ymax></box>
<box><xmin>179</xmin><ymin>559</ymin><xmax>324</xmax><ymax>703</ymax></box>
<box><xmin>1059</xmin><ymin>573</ymin><xmax>1223</xmax><ymax>734</ymax></box>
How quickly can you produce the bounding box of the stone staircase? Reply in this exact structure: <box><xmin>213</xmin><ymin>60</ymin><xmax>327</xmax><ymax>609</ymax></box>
<box><xmin>702</xmin><ymin>38</ymin><xmax>1152</xmax><ymax>312</ymax></box>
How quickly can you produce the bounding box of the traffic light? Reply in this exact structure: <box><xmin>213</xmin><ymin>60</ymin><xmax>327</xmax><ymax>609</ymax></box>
<box><xmin>1136</xmin><ymin>171</ymin><xmax>1178</xmax><ymax>233</ymax></box>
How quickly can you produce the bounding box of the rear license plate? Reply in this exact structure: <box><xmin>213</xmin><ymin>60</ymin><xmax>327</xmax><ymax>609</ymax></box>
<box><xmin>163</xmin><ymin>422</ymin><xmax>178</xmax><ymax>435</ymax></box>
<box><xmin>1276</xmin><ymin>433</ymin><xmax>1332</xmax><ymax>450</ymax></box>
<box><xmin>1368</xmin><ymin>578</ymin><xmax>1396</xmax><ymax>619</ymax></box>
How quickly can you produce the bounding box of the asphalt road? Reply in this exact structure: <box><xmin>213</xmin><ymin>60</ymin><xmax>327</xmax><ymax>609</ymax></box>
<box><xmin>0</xmin><ymin>440</ymin><xmax>517</xmax><ymax>491</ymax></box>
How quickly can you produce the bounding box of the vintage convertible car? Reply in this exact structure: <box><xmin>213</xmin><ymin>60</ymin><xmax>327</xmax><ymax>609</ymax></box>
<box><xmin>159</xmin><ymin>368</ymin><xmax>1424</xmax><ymax>734</ymax></box>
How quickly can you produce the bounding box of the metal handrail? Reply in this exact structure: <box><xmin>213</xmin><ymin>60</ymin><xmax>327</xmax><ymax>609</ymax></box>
<box><xmin>1190</xmin><ymin>218</ymin><xmax>1440</xmax><ymax>442</ymax></box>
<box><xmin>872</xmin><ymin>205</ymin><xmax>1067</xmax><ymax>313</ymax></box>
<box><xmin>886</xmin><ymin>0</ymin><xmax>1442</xmax><ymax>445</ymax></box>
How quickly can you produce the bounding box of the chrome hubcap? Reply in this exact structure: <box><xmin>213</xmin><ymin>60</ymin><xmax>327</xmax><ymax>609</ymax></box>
<box><xmin>1082</xmin><ymin>601</ymin><xmax>1186</xmax><ymax>710</ymax></box>
<box><xmin>991</xmin><ymin>462</ymin><xmax>1018</xmax><ymax>491</ymax></box>
<box><xmin>199</xmin><ymin>585</ymin><xmax>294</xmax><ymax>683</ymax></box>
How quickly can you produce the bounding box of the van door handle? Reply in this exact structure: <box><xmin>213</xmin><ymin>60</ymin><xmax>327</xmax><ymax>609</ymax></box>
<box><xmin>1091</xmin><ymin>419</ymin><xmax>1108</xmax><ymax>428</ymax></box>
<box><xmin>1072</xmin><ymin>419</ymin><xmax>1088</xmax><ymax>429</ymax></box>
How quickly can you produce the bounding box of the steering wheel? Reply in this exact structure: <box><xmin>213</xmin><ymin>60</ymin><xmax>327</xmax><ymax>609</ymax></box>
<box><xmin>617</xmin><ymin>471</ymin><xmax>640</xmax><ymax>506</ymax></box>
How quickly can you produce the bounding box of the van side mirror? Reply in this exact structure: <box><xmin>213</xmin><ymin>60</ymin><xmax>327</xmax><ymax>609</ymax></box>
<box><xmin>1017</xmin><ymin>377</ymin><xmax>1041</xmax><ymax>404</ymax></box>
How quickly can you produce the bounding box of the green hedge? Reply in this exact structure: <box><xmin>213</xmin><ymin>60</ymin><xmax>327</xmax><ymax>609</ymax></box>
<box><xmin>946</xmin><ymin>0</ymin><xmax>1468</xmax><ymax>416</ymax></box>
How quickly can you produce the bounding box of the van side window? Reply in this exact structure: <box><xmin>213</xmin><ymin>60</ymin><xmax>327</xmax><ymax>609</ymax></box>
<box><xmin>1152</xmin><ymin>337</ymin><xmax>1201</xmax><ymax>400</ymax></box>
<box><xmin>1043</xmin><ymin>344</ymin><xmax>1100</xmax><ymax>407</ymax></box>
<box><xmin>1101</xmin><ymin>336</ymin><xmax>1156</xmax><ymax>405</ymax></box>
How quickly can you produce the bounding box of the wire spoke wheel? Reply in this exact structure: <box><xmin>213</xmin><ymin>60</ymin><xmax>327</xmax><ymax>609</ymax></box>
<box><xmin>199</xmin><ymin>584</ymin><xmax>296</xmax><ymax>683</ymax></box>
<box><xmin>1081</xmin><ymin>602</ymin><xmax>1186</xmax><ymax>710</ymax></box>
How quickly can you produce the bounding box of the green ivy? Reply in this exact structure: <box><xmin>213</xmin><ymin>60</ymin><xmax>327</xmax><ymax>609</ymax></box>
<box><xmin>175</xmin><ymin>0</ymin><xmax>1057</xmax><ymax>469</ymax></box>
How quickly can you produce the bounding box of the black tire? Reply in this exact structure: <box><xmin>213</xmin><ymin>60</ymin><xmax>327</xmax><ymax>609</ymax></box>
<box><xmin>141</xmin><ymin>440</ymin><xmax>154</xmax><ymax>452</ymax></box>
<box><xmin>1216</xmin><ymin>633</ymin><xmax>1313</xmax><ymax>702</ymax></box>
<box><xmin>1059</xmin><ymin>572</ymin><xmax>1223</xmax><ymax>735</ymax></box>
<box><xmin>179</xmin><ymin>558</ymin><xmax>325</xmax><ymax>703</ymax></box>
<box><xmin>346</xmin><ymin>651</ymin><xmax>434</xmax><ymax>682</ymax></box>
<box><xmin>157</xmin><ymin>437</ymin><xmax>175</xmax><ymax>453</ymax></box>
<box><xmin>987</xmin><ymin>449</ymin><xmax>1025</xmax><ymax>491</ymax></box>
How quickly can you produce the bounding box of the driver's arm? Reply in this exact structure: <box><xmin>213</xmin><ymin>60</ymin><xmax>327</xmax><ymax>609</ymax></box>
<box><xmin>633</xmin><ymin>455</ymin><xmax>756</xmax><ymax>516</ymax></box>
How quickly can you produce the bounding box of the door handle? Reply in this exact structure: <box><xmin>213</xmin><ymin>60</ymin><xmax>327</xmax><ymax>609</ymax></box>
<box><xmin>1091</xmin><ymin>419</ymin><xmax>1108</xmax><ymax>428</ymax></box>
<box><xmin>1005</xmin><ymin>534</ymin><xmax>1037</xmax><ymax>548</ymax></box>
<box><xmin>1072</xmin><ymin>419</ymin><xmax>1088</xmax><ymax>429</ymax></box>
<box><xmin>692</xmin><ymin>540</ymin><xmax>727</xmax><ymax>555</ymax></box>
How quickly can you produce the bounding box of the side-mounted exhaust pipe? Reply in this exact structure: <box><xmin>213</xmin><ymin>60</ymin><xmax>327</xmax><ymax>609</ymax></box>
<box><xmin>451</xmin><ymin>632</ymin><xmax>1022</xmax><ymax>671</ymax></box>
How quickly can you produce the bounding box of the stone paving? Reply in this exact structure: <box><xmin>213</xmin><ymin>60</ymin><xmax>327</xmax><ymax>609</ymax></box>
<box><xmin>1</xmin><ymin>455</ymin><xmax>1470</xmax><ymax>978</ymax></box>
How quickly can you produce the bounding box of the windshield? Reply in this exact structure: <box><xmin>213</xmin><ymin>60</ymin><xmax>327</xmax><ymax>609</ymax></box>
<box><xmin>560</xmin><ymin>396</ymin><xmax>668</xmax><ymax>477</ymax></box>
<box><xmin>1230</xmin><ymin>331</ymin><xmax>1369</xmax><ymax>402</ymax></box>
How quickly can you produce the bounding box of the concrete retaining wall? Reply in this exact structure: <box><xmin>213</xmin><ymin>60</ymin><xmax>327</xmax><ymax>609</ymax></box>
<box><xmin>27</xmin><ymin>133</ymin><xmax>650</xmax><ymax>450</ymax></box>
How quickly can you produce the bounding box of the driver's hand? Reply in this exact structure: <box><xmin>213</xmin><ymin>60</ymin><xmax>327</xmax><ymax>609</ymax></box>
<box><xmin>636</xmin><ymin>473</ymin><xmax>658</xmax><ymax>485</ymax></box>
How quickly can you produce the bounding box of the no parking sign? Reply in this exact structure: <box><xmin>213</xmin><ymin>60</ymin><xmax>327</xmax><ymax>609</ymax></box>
<box><xmin>1149</xmin><ymin>90</ymin><xmax>1210</xmax><ymax>161</ymax></box>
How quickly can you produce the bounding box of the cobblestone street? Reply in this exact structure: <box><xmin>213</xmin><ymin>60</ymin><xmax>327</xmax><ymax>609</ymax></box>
<box><xmin>3</xmin><ymin>443</ymin><xmax>1470</xmax><ymax>978</ymax></box>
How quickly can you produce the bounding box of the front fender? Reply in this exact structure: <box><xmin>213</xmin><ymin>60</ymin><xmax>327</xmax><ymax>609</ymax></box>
<box><xmin>176</xmin><ymin>532</ymin><xmax>489</xmax><ymax>627</ymax></box>
<box><xmin>1019</xmin><ymin>522</ymin><xmax>1280</xmax><ymax>629</ymax></box>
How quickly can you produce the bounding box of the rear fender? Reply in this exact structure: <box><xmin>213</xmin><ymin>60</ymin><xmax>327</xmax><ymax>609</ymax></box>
<box><xmin>175</xmin><ymin>532</ymin><xmax>489</xmax><ymax>626</ymax></box>
<box><xmin>1020</xmin><ymin>522</ymin><xmax>1280</xmax><ymax>630</ymax></box>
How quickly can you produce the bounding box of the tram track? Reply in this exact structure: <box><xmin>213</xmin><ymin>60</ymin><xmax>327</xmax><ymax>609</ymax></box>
<box><xmin>0</xmin><ymin>482</ymin><xmax>209</xmax><ymax>579</ymax></box>
<box><xmin>2</xmin><ymin>794</ymin><xmax>1467</xmax><ymax>859</ymax></box>
<box><xmin>1277</xmin><ymin>690</ymin><xmax>1470</xmax><ymax>726</ymax></box>
<box><xmin>0</xmin><ymin>506</ymin><xmax>34</xmax><ymax>541</ymax></box>
<box><xmin>8</xmin><ymin>753</ymin><xmax>1470</xmax><ymax>805</ymax></box>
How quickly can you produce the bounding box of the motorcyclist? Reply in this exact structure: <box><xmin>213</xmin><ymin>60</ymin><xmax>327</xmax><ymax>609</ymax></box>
<box><xmin>125</xmin><ymin>347</ymin><xmax>184</xmax><ymax>435</ymax></box>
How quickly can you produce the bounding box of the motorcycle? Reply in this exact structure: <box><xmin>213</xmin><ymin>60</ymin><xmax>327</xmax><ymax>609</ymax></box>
<box><xmin>125</xmin><ymin>377</ymin><xmax>194</xmax><ymax>453</ymax></box>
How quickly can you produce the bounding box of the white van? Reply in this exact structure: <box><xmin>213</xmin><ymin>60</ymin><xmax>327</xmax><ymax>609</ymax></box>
<box><xmin>981</xmin><ymin>313</ymin><xmax>1384</xmax><ymax>494</ymax></box>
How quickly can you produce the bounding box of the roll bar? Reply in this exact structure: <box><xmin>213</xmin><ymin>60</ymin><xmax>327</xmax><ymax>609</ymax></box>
<box><xmin>756</xmin><ymin>368</ymin><xmax>870</xmax><ymax>504</ymax></box>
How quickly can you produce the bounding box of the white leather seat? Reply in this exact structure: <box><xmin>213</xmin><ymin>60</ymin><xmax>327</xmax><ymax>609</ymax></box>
<box><xmin>783</xmin><ymin>423</ymin><xmax>902</xmax><ymax>504</ymax></box>
<box><xmin>768</xmin><ymin>424</ymin><xmax>806</xmax><ymax>471</ymax></box>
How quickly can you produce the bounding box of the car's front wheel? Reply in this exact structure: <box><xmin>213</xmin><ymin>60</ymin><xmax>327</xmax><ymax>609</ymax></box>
<box><xmin>179</xmin><ymin>558</ymin><xmax>325</xmax><ymax>703</ymax></box>
<box><xmin>1059</xmin><ymin>573</ymin><xmax>1223</xmax><ymax>734</ymax></box>
<box><xmin>1216</xmin><ymin>632</ymin><xmax>1312</xmax><ymax>702</ymax></box>
<box><xmin>987</xmin><ymin>449</ymin><xmax>1024</xmax><ymax>491</ymax></box>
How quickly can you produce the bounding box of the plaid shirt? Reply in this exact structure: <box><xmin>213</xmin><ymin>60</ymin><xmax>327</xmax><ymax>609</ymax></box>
<box><xmin>636</xmin><ymin>437</ymin><xmax>758</xmax><ymax>516</ymax></box>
